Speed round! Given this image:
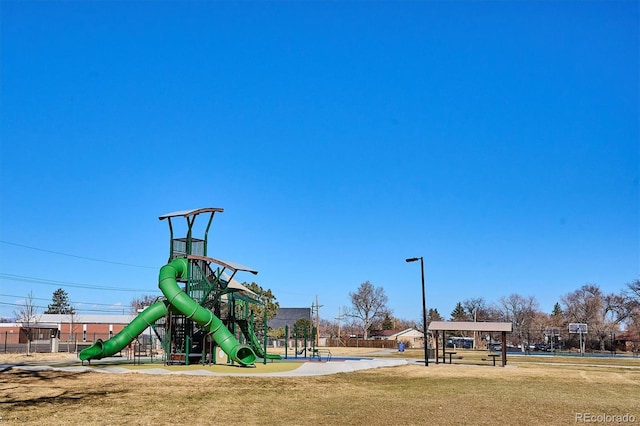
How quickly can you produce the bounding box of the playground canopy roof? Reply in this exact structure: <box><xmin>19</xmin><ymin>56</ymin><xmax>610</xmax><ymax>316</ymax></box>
<box><xmin>429</xmin><ymin>321</ymin><xmax>512</xmax><ymax>332</ymax></box>
<box><xmin>158</xmin><ymin>208</ymin><xmax>224</xmax><ymax>219</ymax></box>
<box><xmin>187</xmin><ymin>255</ymin><xmax>258</xmax><ymax>275</ymax></box>
<box><xmin>221</xmin><ymin>272</ymin><xmax>258</xmax><ymax>297</ymax></box>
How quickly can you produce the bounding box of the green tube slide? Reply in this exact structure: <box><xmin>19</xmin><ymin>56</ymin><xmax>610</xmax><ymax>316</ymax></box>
<box><xmin>79</xmin><ymin>300</ymin><xmax>169</xmax><ymax>361</ymax></box>
<box><xmin>159</xmin><ymin>258</ymin><xmax>257</xmax><ymax>366</ymax></box>
<box><xmin>237</xmin><ymin>319</ymin><xmax>282</xmax><ymax>360</ymax></box>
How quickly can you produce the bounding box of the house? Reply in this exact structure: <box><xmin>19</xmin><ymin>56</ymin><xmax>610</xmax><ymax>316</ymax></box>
<box><xmin>369</xmin><ymin>327</ymin><xmax>426</xmax><ymax>348</ymax></box>
<box><xmin>613</xmin><ymin>331</ymin><xmax>640</xmax><ymax>353</ymax></box>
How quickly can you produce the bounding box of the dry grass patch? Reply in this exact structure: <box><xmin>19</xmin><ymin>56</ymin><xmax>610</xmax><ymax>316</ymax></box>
<box><xmin>0</xmin><ymin>353</ymin><xmax>78</xmax><ymax>364</ymax></box>
<box><xmin>2</xmin><ymin>359</ymin><xmax>639</xmax><ymax>425</ymax></box>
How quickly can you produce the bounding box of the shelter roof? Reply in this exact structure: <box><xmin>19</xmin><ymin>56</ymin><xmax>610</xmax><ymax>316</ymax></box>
<box><xmin>429</xmin><ymin>321</ymin><xmax>512</xmax><ymax>332</ymax></box>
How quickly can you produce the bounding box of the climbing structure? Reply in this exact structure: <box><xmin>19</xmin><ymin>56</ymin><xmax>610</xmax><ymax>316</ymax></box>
<box><xmin>79</xmin><ymin>207</ymin><xmax>278</xmax><ymax>366</ymax></box>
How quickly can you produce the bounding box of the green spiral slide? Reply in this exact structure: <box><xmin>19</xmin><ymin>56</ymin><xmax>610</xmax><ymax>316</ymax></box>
<box><xmin>158</xmin><ymin>258</ymin><xmax>256</xmax><ymax>366</ymax></box>
<box><xmin>80</xmin><ymin>257</ymin><xmax>257</xmax><ymax>366</ymax></box>
<box><xmin>78</xmin><ymin>300</ymin><xmax>169</xmax><ymax>361</ymax></box>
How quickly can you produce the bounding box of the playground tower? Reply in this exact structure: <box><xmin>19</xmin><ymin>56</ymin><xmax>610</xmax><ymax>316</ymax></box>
<box><xmin>79</xmin><ymin>207</ymin><xmax>273</xmax><ymax>365</ymax></box>
<box><xmin>155</xmin><ymin>208</ymin><xmax>261</xmax><ymax>365</ymax></box>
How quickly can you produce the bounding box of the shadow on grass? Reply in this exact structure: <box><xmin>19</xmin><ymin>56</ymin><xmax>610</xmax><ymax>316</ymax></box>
<box><xmin>0</xmin><ymin>367</ymin><xmax>88</xmax><ymax>382</ymax></box>
<box><xmin>0</xmin><ymin>369</ymin><xmax>126</xmax><ymax>406</ymax></box>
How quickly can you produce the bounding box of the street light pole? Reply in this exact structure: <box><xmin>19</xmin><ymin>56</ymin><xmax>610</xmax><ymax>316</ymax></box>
<box><xmin>406</xmin><ymin>256</ymin><xmax>428</xmax><ymax>366</ymax></box>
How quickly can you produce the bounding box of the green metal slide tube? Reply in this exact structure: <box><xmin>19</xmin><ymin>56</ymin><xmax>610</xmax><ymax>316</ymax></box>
<box><xmin>159</xmin><ymin>258</ymin><xmax>256</xmax><ymax>366</ymax></box>
<box><xmin>237</xmin><ymin>320</ymin><xmax>281</xmax><ymax>360</ymax></box>
<box><xmin>79</xmin><ymin>300</ymin><xmax>169</xmax><ymax>361</ymax></box>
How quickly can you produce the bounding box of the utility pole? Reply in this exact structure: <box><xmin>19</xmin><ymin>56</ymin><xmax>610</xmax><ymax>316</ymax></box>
<box><xmin>311</xmin><ymin>295</ymin><xmax>323</xmax><ymax>347</ymax></box>
<box><xmin>335</xmin><ymin>307</ymin><xmax>343</xmax><ymax>340</ymax></box>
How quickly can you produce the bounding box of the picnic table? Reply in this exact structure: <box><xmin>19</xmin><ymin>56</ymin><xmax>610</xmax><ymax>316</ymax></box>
<box><xmin>443</xmin><ymin>351</ymin><xmax>457</xmax><ymax>364</ymax></box>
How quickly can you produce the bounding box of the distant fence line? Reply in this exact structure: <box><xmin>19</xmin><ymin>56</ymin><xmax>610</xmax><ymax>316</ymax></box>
<box><xmin>324</xmin><ymin>338</ymin><xmax>401</xmax><ymax>349</ymax></box>
<box><xmin>0</xmin><ymin>332</ymin><xmax>153</xmax><ymax>354</ymax></box>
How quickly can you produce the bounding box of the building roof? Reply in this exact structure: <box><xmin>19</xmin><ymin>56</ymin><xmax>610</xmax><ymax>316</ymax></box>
<box><xmin>38</xmin><ymin>314</ymin><xmax>136</xmax><ymax>324</ymax></box>
<box><xmin>370</xmin><ymin>328</ymin><xmax>423</xmax><ymax>339</ymax></box>
<box><xmin>0</xmin><ymin>323</ymin><xmax>59</xmax><ymax>329</ymax></box>
<box><xmin>370</xmin><ymin>329</ymin><xmax>399</xmax><ymax>337</ymax></box>
<box><xmin>269</xmin><ymin>308</ymin><xmax>312</xmax><ymax>330</ymax></box>
<box><xmin>615</xmin><ymin>331</ymin><xmax>640</xmax><ymax>341</ymax></box>
<box><xmin>392</xmin><ymin>328</ymin><xmax>423</xmax><ymax>337</ymax></box>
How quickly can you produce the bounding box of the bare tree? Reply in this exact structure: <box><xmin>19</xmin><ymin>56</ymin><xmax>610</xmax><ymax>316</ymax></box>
<box><xmin>627</xmin><ymin>279</ymin><xmax>640</xmax><ymax>301</ymax></box>
<box><xmin>562</xmin><ymin>284</ymin><xmax>627</xmax><ymax>351</ymax></box>
<box><xmin>463</xmin><ymin>297</ymin><xmax>489</xmax><ymax>321</ymax></box>
<box><xmin>499</xmin><ymin>293</ymin><xmax>539</xmax><ymax>350</ymax></box>
<box><xmin>462</xmin><ymin>297</ymin><xmax>492</xmax><ymax>348</ymax></box>
<box><xmin>625</xmin><ymin>279</ymin><xmax>640</xmax><ymax>333</ymax></box>
<box><xmin>341</xmin><ymin>317</ymin><xmax>364</xmax><ymax>339</ymax></box>
<box><xmin>130</xmin><ymin>294</ymin><xmax>159</xmax><ymax>314</ymax></box>
<box><xmin>396</xmin><ymin>317</ymin><xmax>420</xmax><ymax>330</ymax></box>
<box><xmin>319</xmin><ymin>318</ymin><xmax>340</xmax><ymax>339</ymax></box>
<box><xmin>347</xmin><ymin>281</ymin><xmax>389</xmax><ymax>339</ymax></box>
<box><xmin>67</xmin><ymin>304</ymin><xmax>80</xmax><ymax>352</ymax></box>
<box><xmin>13</xmin><ymin>291</ymin><xmax>39</xmax><ymax>356</ymax></box>
<box><xmin>529</xmin><ymin>311</ymin><xmax>552</xmax><ymax>348</ymax></box>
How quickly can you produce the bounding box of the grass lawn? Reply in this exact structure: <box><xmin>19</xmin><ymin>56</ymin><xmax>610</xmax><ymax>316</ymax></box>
<box><xmin>1</xmin><ymin>349</ymin><xmax>638</xmax><ymax>425</ymax></box>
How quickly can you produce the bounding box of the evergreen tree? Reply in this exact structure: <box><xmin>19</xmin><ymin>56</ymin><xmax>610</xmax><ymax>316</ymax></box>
<box><xmin>45</xmin><ymin>288</ymin><xmax>74</xmax><ymax>314</ymax></box>
<box><xmin>244</xmin><ymin>282</ymin><xmax>279</xmax><ymax>333</ymax></box>
<box><xmin>294</xmin><ymin>317</ymin><xmax>313</xmax><ymax>334</ymax></box>
<box><xmin>382</xmin><ymin>313</ymin><xmax>394</xmax><ymax>330</ymax></box>
<box><xmin>427</xmin><ymin>308</ymin><xmax>443</xmax><ymax>323</ymax></box>
<box><xmin>450</xmin><ymin>302</ymin><xmax>467</xmax><ymax>321</ymax></box>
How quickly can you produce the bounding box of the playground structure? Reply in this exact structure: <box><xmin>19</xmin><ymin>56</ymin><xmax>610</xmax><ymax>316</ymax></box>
<box><xmin>79</xmin><ymin>208</ymin><xmax>280</xmax><ymax>366</ymax></box>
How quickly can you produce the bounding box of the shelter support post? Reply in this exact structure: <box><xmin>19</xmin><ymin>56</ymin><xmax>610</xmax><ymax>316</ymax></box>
<box><xmin>501</xmin><ymin>331</ymin><xmax>507</xmax><ymax>367</ymax></box>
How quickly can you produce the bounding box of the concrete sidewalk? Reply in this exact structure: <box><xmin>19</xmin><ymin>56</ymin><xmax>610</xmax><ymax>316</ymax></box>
<box><xmin>2</xmin><ymin>357</ymin><xmax>409</xmax><ymax>377</ymax></box>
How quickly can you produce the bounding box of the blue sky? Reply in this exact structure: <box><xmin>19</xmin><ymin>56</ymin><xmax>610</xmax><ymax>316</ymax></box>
<box><xmin>1</xmin><ymin>1</ymin><xmax>638</xmax><ymax>324</ymax></box>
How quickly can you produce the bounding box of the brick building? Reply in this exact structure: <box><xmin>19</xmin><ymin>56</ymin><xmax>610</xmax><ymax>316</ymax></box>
<box><xmin>0</xmin><ymin>314</ymin><xmax>137</xmax><ymax>352</ymax></box>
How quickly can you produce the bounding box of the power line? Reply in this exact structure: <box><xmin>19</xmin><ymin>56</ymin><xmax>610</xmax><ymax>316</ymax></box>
<box><xmin>0</xmin><ymin>293</ymin><xmax>140</xmax><ymax>308</ymax></box>
<box><xmin>0</xmin><ymin>240</ymin><xmax>157</xmax><ymax>269</ymax></box>
<box><xmin>0</xmin><ymin>301</ymin><xmax>131</xmax><ymax>314</ymax></box>
<box><xmin>0</xmin><ymin>272</ymin><xmax>161</xmax><ymax>293</ymax></box>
